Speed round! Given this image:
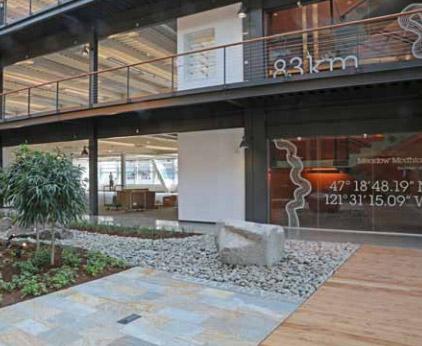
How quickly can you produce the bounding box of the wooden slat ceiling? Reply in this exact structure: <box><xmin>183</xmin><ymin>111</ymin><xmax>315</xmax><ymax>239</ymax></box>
<box><xmin>5</xmin><ymin>134</ymin><xmax>179</xmax><ymax>157</ymax></box>
<box><xmin>3</xmin><ymin>21</ymin><xmax>177</xmax><ymax>116</ymax></box>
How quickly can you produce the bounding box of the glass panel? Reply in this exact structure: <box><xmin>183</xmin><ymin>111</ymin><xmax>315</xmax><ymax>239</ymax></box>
<box><xmin>97</xmin><ymin>68</ymin><xmax>128</xmax><ymax>104</ymax></box>
<box><xmin>30</xmin><ymin>83</ymin><xmax>57</xmax><ymax>115</ymax></box>
<box><xmin>4</xmin><ymin>89</ymin><xmax>29</xmax><ymax>118</ymax></box>
<box><xmin>99</xmin><ymin>20</ymin><xmax>176</xmax><ymax>97</ymax></box>
<box><xmin>58</xmin><ymin>76</ymin><xmax>89</xmax><ymax>110</ymax></box>
<box><xmin>31</xmin><ymin>0</ymin><xmax>57</xmax><ymax>14</ymax></box>
<box><xmin>270</xmin><ymin>133</ymin><xmax>422</xmax><ymax>234</ymax></box>
<box><xmin>129</xmin><ymin>59</ymin><xmax>173</xmax><ymax>99</ymax></box>
<box><xmin>266</xmin><ymin>0</ymin><xmax>416</xmax><ymax>81</ymax></box>
<box><xmin>6</xmin><ymin>0</ymin><xmax>30</xmax><ymax>23</ymax></box>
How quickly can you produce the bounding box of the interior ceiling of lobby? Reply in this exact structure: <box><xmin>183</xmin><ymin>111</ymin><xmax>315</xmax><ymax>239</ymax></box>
<box><xmin>6</xmin><ymin>133</ymin><xmax>179</xmax><ymax>158</ymax></box>
<box><xmin>3</xmin><ymin>20</ymin><xmax>177</xmax><ymax>114</ymax></box>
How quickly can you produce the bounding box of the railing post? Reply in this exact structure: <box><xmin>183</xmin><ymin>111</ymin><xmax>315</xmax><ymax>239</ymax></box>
<box><xmin>0</xmin><ymin>65</ymin><xmax>3</xmax><ymax>120</ymax></box>
<box><xmin>171</xmin><ymin>57</ymin><xmax>175</xmax><ymax>91</ymax></box>
<box><xmin>223</xmin><ymin>47</ymin><xmax>227</xmax><ymax>85</ymax></box>
<box><xmin>1</xmin><ymin>95</ymin><xmax>4</xmax><ymax>120</ymax></box>
<box><xmin>126</xmin><ymin>66</ymin><xmax>130</xmax><ymax>100</ymax></box>
<box><xmin>27</xmin><ymin>88</ymin><xmax>31</xmax><ymax>116</ymax></box>
<box><xmin>55</xmin><ymin>81</ymin><xmax>59</xmax><ymax>112</ymax></box>
<box><xmin>29</xmin><ymin>0</ymin><xmax>32</xmax><ymax>16</ymax></box>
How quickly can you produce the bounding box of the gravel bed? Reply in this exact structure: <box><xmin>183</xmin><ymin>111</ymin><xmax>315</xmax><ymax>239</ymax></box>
<box><xmin>60</xmin><ymin>230</ymin><xmax>358</xmax><ymax>301</ymax></box>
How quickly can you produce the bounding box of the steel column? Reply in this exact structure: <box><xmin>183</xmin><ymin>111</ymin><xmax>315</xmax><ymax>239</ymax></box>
<box><xmin>245</xmin><ymin>108</ymin><xmax>269</xmax><ymax>223</ymax></box>
<box><xmin>88</xmin><ymin>120</ymin><xmax>98</xmax><ymax>215</ymax></box>
<box><xmin>89</xmin><ymin>27</ymin><xmax>98</xmax><ymax>107</ymax></box>
<box><xmin>243</xmin><ymin>0</ymin><xmax>265</xmax><ymax>82</ymax></box>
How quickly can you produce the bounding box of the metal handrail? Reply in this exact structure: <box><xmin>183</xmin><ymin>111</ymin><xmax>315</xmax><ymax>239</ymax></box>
<box><xmin>1</xmin><ymin>8</ymin><xmax>421</xmax><ymax>99</ymax></box>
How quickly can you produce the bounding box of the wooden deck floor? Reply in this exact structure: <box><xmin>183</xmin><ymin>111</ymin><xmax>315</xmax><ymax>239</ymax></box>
<box><xmin>261</xmin><ymin>245</ymin><xmax>422</xmax><ymax>346</ymax></box>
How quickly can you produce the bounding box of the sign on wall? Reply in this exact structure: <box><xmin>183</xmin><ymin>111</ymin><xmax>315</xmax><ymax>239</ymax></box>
<box><xmin>272</xmin><ymin>53</ymin><xmax>359</xmax><ymax>78</ymax></box>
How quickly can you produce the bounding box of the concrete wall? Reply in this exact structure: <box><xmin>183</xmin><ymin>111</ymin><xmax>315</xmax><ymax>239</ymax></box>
<box><xmin>178</xmin><ymin>128</ymin><xmax>245</xmax><ymax>223</ymax></box>
<box><xmin>177</xmin><ymin>3</ymin><xmax>243</xmax><ymax>90</ymax></box>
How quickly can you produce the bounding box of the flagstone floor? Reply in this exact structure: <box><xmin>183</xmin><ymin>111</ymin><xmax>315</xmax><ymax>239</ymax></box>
<box><xmin>0</xmin><ymin>267</ymin><xmax>299</xmax><ymax>346</ymax></box>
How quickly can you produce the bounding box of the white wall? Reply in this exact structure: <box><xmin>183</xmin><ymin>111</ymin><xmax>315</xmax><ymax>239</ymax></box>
<box><xmin>178</xmin><ymin>128</ymin><xmax>245</xmax><ymax>223</ymax></box>
<box><xmin>177</xmin><ymin>3</ymin><xmax>244</xmax><ymax>90</ymax></box>
<box><xmin>2</xmin><ymin>147</ymin><xmax>15</xmax><ymax>168</ymax></box>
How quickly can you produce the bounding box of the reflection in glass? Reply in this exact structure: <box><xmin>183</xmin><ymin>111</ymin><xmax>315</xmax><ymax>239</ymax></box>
<box><xmin>270</xmin><ymin>133</ymin><xmax>422</xmax><ymax>234</ymax></box>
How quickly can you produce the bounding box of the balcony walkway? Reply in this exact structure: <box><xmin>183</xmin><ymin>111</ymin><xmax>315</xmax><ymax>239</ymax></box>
<box><xmin>261</xmin><ymin>245</ymin><xmax>422</xmax><ymax>346</ymax></box>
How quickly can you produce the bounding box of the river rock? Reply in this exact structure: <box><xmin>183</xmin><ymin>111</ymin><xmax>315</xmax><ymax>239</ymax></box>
<box><xmin>39</xmin><ymin>228</ymin><xmax>74</xmax><ymax>240</ymax></box>
<box><xmin>216</xmin><ymin>220</ymin><xmax>285</xmax><ymax>267</ymax></box>
<box><xmin>0</xmin><ymin>217</ymin><xmax>13</xmax><ymax>232</ymax></box>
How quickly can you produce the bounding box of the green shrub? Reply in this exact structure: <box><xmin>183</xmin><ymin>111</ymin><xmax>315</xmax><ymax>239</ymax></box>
<box><xmin>46</xmin><ymin>266</ymin><xmax>77</xmax><ymax>289</ymax></box>
<box><xmin>21</xmin><ymin>277</ymin><xmax>47</xmax><ymax>297</ymax></box>
<box><xmin>31</xmin><ymin>248</ymin><xmax>51</xmax><ymax>268</ymax></box>
<box><xmin>0</xmin><ymin>274</ymin><xmax>16</xmax><ymax>293</ymax></box>
<box><xmin>11</xmin><ymin>272</ymin><xmax>34</xmax><ymax>289</ymax></box>
<box><xmin>84</xmin><ymin>251</ymin><xmax>127</xmax><ymax>276</ymax></box>
<box><xmin>61</xmin><ymin>248</ymin><xmax>81</xmax><ymax>268</ymax></box>
<box><xmin>14</xmin><ymin>260</ymin><xmax>39</xmax><ymax>275</ymax></box>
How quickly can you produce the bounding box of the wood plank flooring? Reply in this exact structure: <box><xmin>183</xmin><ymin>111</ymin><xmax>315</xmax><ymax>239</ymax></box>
<box><xmin>261</xmin><ymin>245</ymin><xmax>422</xmax><ymax>346</ymax></box>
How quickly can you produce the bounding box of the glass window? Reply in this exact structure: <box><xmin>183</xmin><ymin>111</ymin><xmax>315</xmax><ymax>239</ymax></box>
<box><xmin>270</xmin><ymin>133</ymin><xmax>422</xmax><ymax>234</ymax></box>
<box><xmin>183</xmin><ymin>28</ymin><xmax>217</xmax><ymax>82</ymax></box>
<box><xmin>265</xmin><ymin>0</ymin><xmax>416</xmax><ymax>79</ymax></box>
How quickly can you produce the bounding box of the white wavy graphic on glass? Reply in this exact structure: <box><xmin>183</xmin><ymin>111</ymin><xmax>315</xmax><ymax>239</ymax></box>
<box><xmin>399</xmin><ymin>4</ymin><xmax>422</xmax><ymax>59</ymax></box>
<box><xmin>273</xmin><ymin>139</ymin><xmax>312</xmax><ymax>228</ymax></box>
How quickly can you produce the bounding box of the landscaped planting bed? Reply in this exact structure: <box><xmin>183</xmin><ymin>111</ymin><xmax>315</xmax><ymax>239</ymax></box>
<box><xmin>0</xmin><ymin>241</ymin><xmax>128</xmax><ymax>307</ymax></box>
<box><xmin>68</xmin><ymin>221</ymin><xmax>199</xmax><ymax>239</ymax></box>
<box><xmin>61</xmin><ymin>230</ymin><xmax>359</xmax><ymax>301</ymax></box>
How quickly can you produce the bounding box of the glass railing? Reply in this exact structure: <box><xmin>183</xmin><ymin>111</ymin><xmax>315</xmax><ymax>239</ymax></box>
<box><xmin>0</xmin><ymin>0</ymin><xmax>73</xmax><ymax>26</ymax></box>
<box><xmin>1</xmin><ymin>8</ymin><xmax>421</xmax><ymax>120</ymax></box>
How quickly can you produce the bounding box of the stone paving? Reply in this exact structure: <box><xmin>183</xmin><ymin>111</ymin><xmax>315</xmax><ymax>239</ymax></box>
<box><xmin>0</xmin><ymin>267</ymin><xmax>299</xmax><ymax>346</ymax></box>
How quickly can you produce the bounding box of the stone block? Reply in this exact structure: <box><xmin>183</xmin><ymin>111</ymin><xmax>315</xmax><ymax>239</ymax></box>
<box><xmin>216</xmin><ymin>221</ymin><xmax>285</xmax><ymax>267</ymax></box>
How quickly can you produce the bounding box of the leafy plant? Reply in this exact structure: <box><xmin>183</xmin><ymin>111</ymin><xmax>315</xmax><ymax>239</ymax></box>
<box><xmin>61</xmin><ymin>248</ymin><xmax>81</xmax><ymax>268</ymax></box>
<box><xmin>2</xmin><ymin>146</ymin><xmax>87</xmax><ymax>263</ymax></box>
<box><xmin>10</xmin><ymin>272</ymin><xmax>34</xmax><ymax>289</ymax></box>
<box><xmin>0</xmin><ymin>274</ymin><xmax>16</xmax><ymax>293</ymax></box>
<box><xmin>67</xmin><ymin>220</ymin><xmax>193</xmax><ymax>239</ymax></box>
<box><xmin>20</xmin><ymin>277</ymin><xmax>48</xmax><ymax>297</ymax></box>
<box><xmin>31</xmin><ymin>247</ymin><xmax>51</xmax><ymax>269</ymax></box>
<box><xmin>46</xmin><ymin>266</ymin><xmax>77</xmax><ymax>289</ymax></box>
<box><xmin>14</xmin><ymin>260</ymin><xmax>39</xmax><ymax>275</ymax></box>
<box><xmin>84</xmin><ymin>251</ymin><xmax>127</xmax><ymax>276</ymax></box>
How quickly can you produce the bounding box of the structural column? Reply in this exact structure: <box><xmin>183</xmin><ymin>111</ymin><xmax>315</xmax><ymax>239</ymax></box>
<box><xmin>120</xmin><ymin>153</ymin><xmax>126</xmax><ymax>188</ymax></box>
<box><xmin>0</xmin><ymin>1</ymin><xmax>5</xmax><ymax>27</ymax></box>
<box><xmin>245</xmin><ymin>108</ymin><xmax>269</xmax><ymax>223</ymax></box>
<box><xmin>0</xmin><ymin>60</ymin><xmax>3</xmax><ymax>120</ymax></box>
<box><xmin>89</xmin><ymin>26</ymin><xmax>98</xmax><ymax>106</ymax></box>
<box><xmin>243</xmin><ymin>0</ymin><xmax>265</xmax><ymax>81</ymax></box>
<box><xmin>0</xmin><ymin>136</ymin><xmax>3</xmax><ymax>169</ymax></box>
<box><xmin>88</xmin><ymin>121</ymin><xmax>98</xmax><ymax>215</ymax></box>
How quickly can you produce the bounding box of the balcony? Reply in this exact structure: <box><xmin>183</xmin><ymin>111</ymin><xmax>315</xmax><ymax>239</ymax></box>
<box><xmin>1</xmin><ymin>8</ymin><xmax>421</xmax><ymax>123</ymax></box>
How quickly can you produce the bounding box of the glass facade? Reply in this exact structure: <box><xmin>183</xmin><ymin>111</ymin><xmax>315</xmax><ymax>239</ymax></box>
<box><xmin>266</xmin><ymin>0</ymin><xmax>412</xmax><ymax>34</ymax></box>
<box><xmin>265</xmin><ymin>0</ymin><xmax>416</xmax><ymax>79</ymax></box>
<box><xmin>270</xmin><ymin>133</ymin><xmax>422</xmax><ymax>233</ymax></box>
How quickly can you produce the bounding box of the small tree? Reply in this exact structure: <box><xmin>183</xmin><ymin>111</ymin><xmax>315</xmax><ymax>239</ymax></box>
<box><xmin>3</xmin><ymin>146</ymin><xmax>86</xmax><ymax>265</ymax></box>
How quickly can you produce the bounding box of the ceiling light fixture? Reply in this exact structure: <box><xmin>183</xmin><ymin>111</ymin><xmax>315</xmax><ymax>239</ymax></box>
<box><xmin>82</xmin><ymin>44</ymin><xmax>90</xmax><ymax>56</ymax></box>
<box><xmin>99</xmin><ymin>140</ymin><xmax>136</xmax><ymax>148</ymax></box>
<box><xmin>145</xmin><ymin>145</ymin><xmax>178</xmax><ymax>151</ymax></box>
<box><xmin>81</xmin><ymin>146</ymin><xmax>89</xmax><ymax>156</ymax></box>
<box><xmin>239</xmin><ymin>136</ymin><xmax>249</xmax><ymax>150</ymax></box>
<box><xmin>238</xmin><ymin>3</ymin><xmax>248</xmax><ymax>19</ymax></box>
